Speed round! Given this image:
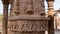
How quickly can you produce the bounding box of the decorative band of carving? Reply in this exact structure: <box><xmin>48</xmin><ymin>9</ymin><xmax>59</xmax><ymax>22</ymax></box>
<box><xmin>8</xmin><ymin>20</ymin><xmax>48</xmax><ymax>32</ymax></box>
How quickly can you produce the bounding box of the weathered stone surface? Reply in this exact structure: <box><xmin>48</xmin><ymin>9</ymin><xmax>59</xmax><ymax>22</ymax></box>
<box><xmin>8</xmin><ymin>0</ymin><xmax>49</xmax><ymax>34</ymax></box>
<box><xmin>46</xmin><ymin>0</ymin><xmax>54</xmax><ymax>34</ymax></box>
<box><xmin>8</xmin><ymin>20</ymin><xmax>48</xmax><ymax>32</ymax></box>
<box><xmin>11</xmin><ymin>0</ymin><xmax>45</xmax><ymax>16</ymax></box>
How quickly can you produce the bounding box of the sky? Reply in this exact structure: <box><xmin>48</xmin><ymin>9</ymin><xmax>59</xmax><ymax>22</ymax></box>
<box><xmin>0</xmin><ymin>0</ymin><xmax>3</xmax><ymax>14</ymax></box>
<box><xmin>0</xmin><ymin>0</ymin><xmax>60</xmax><ymax>14</ymax></box>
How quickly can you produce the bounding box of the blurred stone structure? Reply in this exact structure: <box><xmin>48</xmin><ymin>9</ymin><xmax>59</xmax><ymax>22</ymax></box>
<box><xmin>1</xmin><ymin>0</ymin><xmax>55</xmax><ymax>34</ymax></box>
<box><xmin>54</xmin><ymin>9</ymin><xmax>60</xmax><ymax>30</ymax></box>
<box><xmin>46</xmin><ymin>0</ymin><xmax>55</xmax><ymax>34</ymax></box>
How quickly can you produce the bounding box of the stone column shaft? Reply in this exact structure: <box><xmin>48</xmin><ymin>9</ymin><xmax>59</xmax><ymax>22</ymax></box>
<box><xmin>47</xmin><ymin>1</ymin><xmax>54</xmax><ymax>34</ymax></box>
<box><xmin>2</xmin><ymin>3</ymin><xmax>9</xmax><ymax>34</ymax></box>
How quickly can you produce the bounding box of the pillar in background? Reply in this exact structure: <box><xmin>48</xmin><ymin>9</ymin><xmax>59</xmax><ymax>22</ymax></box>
<box><xmin>1</xmin><ymin>0</ymin><xmax>9</xmax><ymax>34</ymax></box>
<box><xmin>46</xmin><ymin>0</ymin><xmax>55</xmax><ymax>34</ymax></box>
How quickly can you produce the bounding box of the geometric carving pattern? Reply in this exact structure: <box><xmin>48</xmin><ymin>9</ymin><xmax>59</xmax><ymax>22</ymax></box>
<box><xmin>8</xmin><ymin>20</ymin><xmax>48</xmax><ymax>32</ymax></box>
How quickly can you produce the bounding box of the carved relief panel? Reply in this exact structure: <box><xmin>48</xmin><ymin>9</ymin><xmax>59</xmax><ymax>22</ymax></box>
<box><xmin>8</xmin><ymin>20</ymin><xmax>48</xmax><ymax>32</ymax></box>
<box><xmin>11</xmin><ymin>0</ymin><xmax>45</xmax><ymax>15</ymax></box>
<box><xmin>11</xmin><ymin>0</ymin><xmax>19</xmax><ymax>16</ymax></box>
<box><xmin>8</xmin><ymin>0</ymin><xmax>49</xmax><ymax>34</ymax></box>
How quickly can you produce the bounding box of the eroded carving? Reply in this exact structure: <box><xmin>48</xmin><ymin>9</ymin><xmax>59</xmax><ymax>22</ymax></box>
<box><xmin>8</xmin><ymin>21</ymin><xmax>48</xmax><ymax>31</ymax></box>
<box><xmin>27</xmin><ymin>10</ymin><xmax>34</xmax><ymax>15</ymax></box>
<box><xmin>8</xmin><ymin>0</ymin><xmax>49</xmax><ymax>34</ymax></box>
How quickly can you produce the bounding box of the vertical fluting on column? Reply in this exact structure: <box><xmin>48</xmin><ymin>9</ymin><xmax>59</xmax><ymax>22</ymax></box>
<box><xmin>2</xmin><ymin>0</ymin><xmax>9</xmax><ymax>34</ymax></box>
<box><xmin>46</xmin><ymin>0</ymin><xmax>54</xmax><ymax>34</ymax></box>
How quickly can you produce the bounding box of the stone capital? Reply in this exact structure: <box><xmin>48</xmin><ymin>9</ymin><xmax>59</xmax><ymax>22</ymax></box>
<box><xmin>1</xmin><ymin>0</ymin><xmax>9</xmax><ymax>4</ymax></box>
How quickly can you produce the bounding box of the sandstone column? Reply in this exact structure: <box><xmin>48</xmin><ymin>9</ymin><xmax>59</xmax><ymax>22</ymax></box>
<box><xmin>46</xmin><ymin>0</ymin><xmax>55</xmax><ymax>34</ymax></box>
<box><xmin>2</xmin><ymin>0</ymin><xmax>9</xmax><ymax>34</ymax></box>
<box><xmin>8</xmin><ymin>0</ymin><xmax>49</xmax><ymax>34</ymax></box>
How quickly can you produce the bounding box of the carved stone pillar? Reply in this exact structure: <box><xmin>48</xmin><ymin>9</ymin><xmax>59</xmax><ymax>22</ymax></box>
<box><xmin>8</xmin><ymin>0</ymin><xmax>49</xmax><ymax>34</ymax></box>
<box><xmin>46</xmin><ymin>0</ymin><xmax>54</xmax><ymax>34</ymax></box>
<box><xmin>47</xmin><ymin>1</ymin><xmax>54</xmax><ymax>16</ymax></box>
<box><xmin>2</xmin><ymin>0</ymin><xmax>9</xmax><ymax>34</ymax></box>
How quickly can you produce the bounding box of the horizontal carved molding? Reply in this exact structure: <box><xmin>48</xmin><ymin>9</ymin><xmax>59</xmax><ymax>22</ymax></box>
<box><xmin>8</xmin><ymin>15</ymin><xmax>49</xmax><ymax>21</ymax></box>
<box><xmin>8</xmin><ymin>20</ymin><xmax>48</xmax><ymax>32</ymax></box>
